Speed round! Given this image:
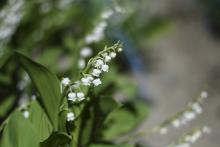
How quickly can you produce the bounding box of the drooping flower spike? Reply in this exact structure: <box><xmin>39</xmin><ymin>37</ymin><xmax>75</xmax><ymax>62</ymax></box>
<box><xmin>61</xmin><ymin>42</ymin><xmax>123</xmax><ymax>122</ymax></box>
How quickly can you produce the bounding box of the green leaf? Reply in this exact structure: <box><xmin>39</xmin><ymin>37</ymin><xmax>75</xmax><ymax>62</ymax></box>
<box><xmin>0</xmin><ymin>111</ymin><xmax>39</xmax><ymax>147</ymax></box>
<box><xmin>0</xmin><ymin>95</ymin><xmax>16</xmax><ymax>117</ymax></box>
<box><xmin>15</xmin><ymin>51</ymin><xmax>61</xmax><ymax>130</ymax></box>
<box><xmin>78</xmin><ymin>96</ymin><xmax>119</xmax><ymax>146</ymax></box>
<box><xmin>40</xmin><ymin>132</ymin><xmax>71</xmax><ymax>147</ymax></box>
<box><xmin>102</xmin><ymin>100</ymin><xmax>148</xmax><ymax>140</ymax></box>
<box><xmin>0</xmin><ymin>49</ymin><xmax>12</xmax><ymax>69</ymax></box>
<box><xmin>29</xmin><ymin>101</ymin><xmax>53</xmax><ymax>142</ymax></box>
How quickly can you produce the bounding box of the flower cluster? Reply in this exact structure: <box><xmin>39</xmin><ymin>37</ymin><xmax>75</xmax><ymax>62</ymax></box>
<box><xmin>61</xmin><ymin>43</ymin><xmax>123</xmax><ymax>122</ymax></box>
<box><xmin>84</xmin><ymin>6</ymin><xmax>124</xmax><ymax>45</ymax></box>
<box><xmin>158</xmin><ymin>91</ymin><xmax>208</xmax><ymax>135</ymax></box>
<box><xmin>78</xmin><ymin>5</ymin><xmax>124</xmax><ymax>69</ymax></box>
<box><xmin>168</xmin><ymin>126</ymin><xmax>211</xmax><ymax>147</ymax></box>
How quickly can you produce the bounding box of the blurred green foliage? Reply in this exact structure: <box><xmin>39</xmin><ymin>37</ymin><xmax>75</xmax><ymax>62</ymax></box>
<box><xmin>0</xmin><ymin>0</ymin><xmax>172</xmax><ymax>146</ymax></box>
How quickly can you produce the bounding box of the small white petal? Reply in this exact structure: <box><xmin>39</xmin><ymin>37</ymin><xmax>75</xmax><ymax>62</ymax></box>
<box><xmin>92</xmin><ymin>79</ymin><xmax>102</xmax><ymax>86</ymax></box>
<box><xmin>94</xmin><ymin>59</ymin><xmax>104</xmax><ymax>68</ymax></box>
<box><xmin>77</xmin><ymin>92</ymin><xmax>85</xmax><ymax>99</ymax></box>
<box><xmin>101</xmin><ymin>64</ymin><xmax>109</xmax><ymax>72</ymax></box>
<box><xmin>104</xmin><ymin>56</ymin><xmax>111</xmax><ymax>62</ymax></box>
<box><xmin>81</xmin><ymin>77</ymin><xmax>91</xmax><ymax>86</ymax></box>
<box><xmin>61</xmin><ymin>77</ymin><xmax>71</xmax><ymax>86</ymax></box>
<box><xmin>68</xmin><ymin>92</ymin><xmax>77</xmax><ymax>101</ymax></box>
<box><xmin>92</xmin><ymin>69</ymin><xmax>102</xmax><ymax>77</ymax></box>
<box><xmin>67</xmin><ymin>112</ymin><xmax>75</xmax><ymax>121</ymax></box>
<box><xmin>110</xmin><ymin>52</ymin><xmax>116</xmax><ymax>58</ymax></box>
<box><xmin>87</xmin><ymin>75</ymin><xmax>94</xmax><ymax>81</ymax></box>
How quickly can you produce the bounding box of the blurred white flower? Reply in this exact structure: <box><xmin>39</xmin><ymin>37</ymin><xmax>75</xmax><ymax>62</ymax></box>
<box><xmin>61</xmin><ymin>77</ymin><xmax>71</xmax><ymax>86</ymax></box>
<box><xmin>118</xmin><ymin>47</ymin><xmax>123</xmax><ymax>52</ymax></box>
<box><xmin>85</xmin><ymin>21</ymin><xmax>107</xmax><ymax>44</ymax></box>
<box><xmin>159</xmin><ymin>127</ymin><xmax>168</xmax><ymax>135</ymax></box>
<box><xmin>172</xmin><ymin>119</ymin><xmax>181</xmax><ymax>128</ymax></box>
<box><xmin>23</xmin><ymin>110</ymin><xmax>29</xmax><ymax>119</ymax></box>
<box><xmin>201</xmin><ymin>91</ymin><xmax>208</xmax><ymax>99</ymax></box>
<box><xmin>192</xmin><ymin>103</ymin><xmax>202</xmax><ymax>114</ymax></box>
<box><xmin>67</xmin><ymin>112</ymin><xmax>75</xmax><ymax>121</ymax></box>
<box><xmin>80</xmin><ymin>47</ymin><xmax>92</xmax><ymax>57</ymax></box>
<box><xmin>78</xmin><ymin>58</ymin><xmax>86</xmax><ymax>69</ymax></box>
<box><xmin>101</xmin><ymin>10</ymin><xmax>114</xmax><ymax>19</ymax></box>
<box><xmin>182</xmin><ymin>112</ymin><xmax>196</xmax><ymax>123</ymax></box>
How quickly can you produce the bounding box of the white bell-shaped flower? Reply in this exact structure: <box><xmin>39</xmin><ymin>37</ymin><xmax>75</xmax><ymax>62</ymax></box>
<box><xmin>101</xmin><ymin>64</ymin><xmax>109</xmax><ymax>72</ymax></box>
<box><xmin>68</xmin><ymin>92</ymin><xmax>77</xmax><ymax>102</ymax></box>
<box><xmin>81</xmin><ymin>77</ymin><xmax>91</xmax><ymax>86</ymax></box>
<box><xmin>61</xmin><ymin>77</ymin><xmax>71</xmax><ymax>86</ymax></box>
<box><xmin>92</xmin><ymin>79</ymin><xmax>102</xmax><ymax>86</ymax></box>
<box><xmin>94</xmin><ymin>59</ymin><xmax>104</xmax><ymax>68</ymax></box>
<box><xmin>104</xmin><ymin>55</ymin><xmax>111</xmax><ymax>62</ymax></box>
<box><xmin>67</xmin><ymin>112</ymin><xmax>75</xmax><ymax>121</ymax></box>
<box><xmin>77</xmin><ymin>92</ymin><xmax>85</xmax><ymax>101</ymax></box>
<box><xmin>92</xmin><ymin>69</ymin><xmax>102</xmax><ymax>77</ymax></box>
<box><xmin>110</xmin><ymin>52</ymin><xmax>116</xmax><ymax>58</ymax></box>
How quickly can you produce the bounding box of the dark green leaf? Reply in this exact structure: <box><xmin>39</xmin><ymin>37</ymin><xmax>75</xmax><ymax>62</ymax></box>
<box><xmin>0</xmin><ymin>95</ymin><xmax>16</xmax><ymax>117</ymax></box>
<box><xmin>79</xmin><ymin>96</ymin><xmax>119</xmax><ymax>146</ymax></box>
<box><xmin>0</xmin><ymin>111</ymin><xmax>39</xmax><ymax>147</ymax></box>
<box><xmin>15</xmin><ymin>51</ymin><xmax>61</xmax><ymax>130</ymax></box>
<box><xmin>102</xmin><ymin>100</ymin><xmax>148</xmax><ymax>140</ymax></box>
<box><xmin>29</xmin><ymin>101</ymin><xmax>53</xmax><ymax>142</ymax></box>
<box><xmin>40</xmin><ymin>132</ymin><xmax>71</xmax><ymax>147</ymax></box>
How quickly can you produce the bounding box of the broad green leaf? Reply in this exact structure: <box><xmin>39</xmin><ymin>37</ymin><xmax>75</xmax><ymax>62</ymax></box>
<box><xmin>102</xmin><ymin>100</ymin><xmax>148</xmax><ymax>140</ymax></box>
<box><xmin>37</xmin><ymin>48</ymin><xmax>62</xmax><ymax>73</ymax></box>
<box><xmin>0</xmin><ymin>111</ymin><xmax>39</xmax><ymax>147</ymax></box>
<box><xmin>0</xmin><ymin>95</ymin><xmax>15</xmax><ymax>117</ymax></box>
<box><xmin>15</xmin><ymin>51</ymin><xmax>61</xmax><ymax>130</ymax></box>
<box><xmin>29</xmin><ymin>101</ymin><xmax>53</xmax><ymax>142</ymax></box>
<box><xmin>40</xmin><ymin>132</ymin><xmax>71</xmax><ymax>147</ymax></box>
<box><xmin>0</xmin><ymin>49</ymin><xmax>12</xmax><ymax>69</ymax></box>
<box><xmin>79</xmin><ymin>96</ymin><xmax>119</xmax><ymax>146</ymax></box>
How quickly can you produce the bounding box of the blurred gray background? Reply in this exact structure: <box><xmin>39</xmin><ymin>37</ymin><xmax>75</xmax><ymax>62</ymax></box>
<box><xmin>137</xmin><ymin>0</ymin><xmax>220</xmax><ymax>147</ymax></box>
